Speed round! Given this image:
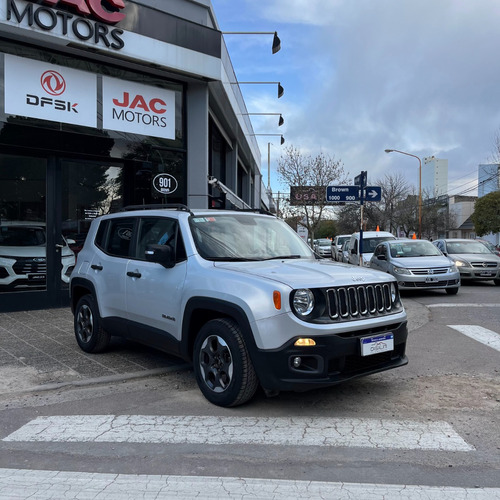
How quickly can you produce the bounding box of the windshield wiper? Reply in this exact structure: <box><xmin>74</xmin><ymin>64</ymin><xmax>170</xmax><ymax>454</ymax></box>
<box><xmin>207</xmin><ymin>257</ymin><xmax>261</xmax><ymax>262</ymax></box>
<box><xmin>263</xmin><ymin>255</ymin><xmax>302</xmax><ymax>260</ymax></box>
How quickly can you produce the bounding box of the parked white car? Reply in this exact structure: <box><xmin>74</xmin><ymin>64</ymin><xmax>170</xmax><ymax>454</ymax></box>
<box><xmin>0</xmin><ymin>221</ymin><xmax>75</xmax><ymax>290</ymax></box>
<box><xmin>70</xmin><ymin>206</ymin><xmax>408</xmax><ymax>407</ymax></box>
<box><xmin>347</xmin><ymin>230</ymin><xmax>396</xmax><ymax>266</ymax></box>
<box><xmin>313</xmin><ymin>238</ymin><xmax>332</xmax><ymax>258</ymax></box>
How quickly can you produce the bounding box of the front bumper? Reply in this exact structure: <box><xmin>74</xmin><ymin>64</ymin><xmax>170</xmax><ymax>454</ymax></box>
<box><xmin>251</xmin><ymin>320</ymin><xmax>408</xmax><ymax>393</ymax></box>
<box><xmin>396</xmin><ymin>276</ymin><xmax>460</xmax><ymax>290</ymax></box>
<box><xmin>458</xmin><ymin>268</ymin><xmax>499</xmax><ymax>280</ymax></box>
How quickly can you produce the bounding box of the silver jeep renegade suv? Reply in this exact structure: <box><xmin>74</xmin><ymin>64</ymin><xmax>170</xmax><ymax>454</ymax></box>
<box><xmin>70</xmin><ymin>205</ymin><xmax>408</xmax><ymax>407</ymax></box>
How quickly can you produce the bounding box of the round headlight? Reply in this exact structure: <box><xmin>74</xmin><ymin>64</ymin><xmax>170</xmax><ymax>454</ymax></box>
<box><xmin>292</xmin><ymin>289</ymin><xmax>315</xmax><ymax>316</ymax></box>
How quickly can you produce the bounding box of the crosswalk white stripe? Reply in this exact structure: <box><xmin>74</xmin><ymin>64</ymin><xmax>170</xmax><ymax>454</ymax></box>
<box><xmin>0</xmin><ymin>469</ymin><xmax>498</xmax><ymax>500</ymax></box>
<box><xmin>427</xmin><ymin>303</ymin><xmax>500</xmax><ymax>308</ymax></box>
<box><xmin>2</xmin><ymin>415</ymin><xmax>474</xmax><ymax>451</ymax></box>
<box><xmin>448</xmin><ymin>325</ymin><xmax>500</xmax><ymax>352</ymax></box>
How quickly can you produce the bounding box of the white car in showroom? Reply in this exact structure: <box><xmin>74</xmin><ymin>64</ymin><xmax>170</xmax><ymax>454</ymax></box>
<box><xmin>0</xmin><ymin>221</ymin><xmax>75</xmax><ymax>290</ymax></box>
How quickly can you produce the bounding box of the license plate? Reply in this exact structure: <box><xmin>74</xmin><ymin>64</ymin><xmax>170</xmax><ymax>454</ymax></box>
<box><xmin>360</xmin><ymin>333</ymin><xmax>394</xmax><ymax>356</ymax></box>
<box><xmin>425</xmin><ymin>277</ymin><xmax>439</xmax><ymax>283</ymax></box>
<box><xmin>28</xmin><ymin>273</ymin><xmax>46</xmax><ymax>281</ymax></box>
<box><xmin>479</xmin><ymin>271</ymin><xmax>494</xmax><ymax>277</ymax></box>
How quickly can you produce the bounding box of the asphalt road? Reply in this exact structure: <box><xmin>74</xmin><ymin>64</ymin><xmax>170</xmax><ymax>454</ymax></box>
<box><xmin>0</xmin><ymin>282</ymin><xmax>499</xmax><ymax>499</ymax></box>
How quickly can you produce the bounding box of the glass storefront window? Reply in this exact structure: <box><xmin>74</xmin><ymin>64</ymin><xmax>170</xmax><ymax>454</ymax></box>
<box><xmin>0</xmin><ymin>155</ymin><xmax>49</xmax><ymax>293</ymax></box>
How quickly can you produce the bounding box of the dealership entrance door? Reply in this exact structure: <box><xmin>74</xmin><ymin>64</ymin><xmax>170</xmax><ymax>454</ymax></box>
<box><xmin>0</xmin><ymin>153</ymin><xmax>123</xmax><ymax>312</ymax></box>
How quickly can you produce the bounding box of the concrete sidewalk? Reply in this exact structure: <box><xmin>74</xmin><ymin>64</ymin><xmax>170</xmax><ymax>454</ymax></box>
<box><xmin>0</xmin><ymin>299</ymin><xmax>427</xmax><ymax>396</ymax></box>
<box><xmin>0</xmin><ymin>307</ymin><xmax>187</xmax><ymax>395</ymax></box>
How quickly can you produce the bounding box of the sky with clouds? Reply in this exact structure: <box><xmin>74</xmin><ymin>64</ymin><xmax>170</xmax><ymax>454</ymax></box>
<box><xmin>212</xmin><ymin>0</ymin><xmax>500</xmax><ymax>196</ymax></box>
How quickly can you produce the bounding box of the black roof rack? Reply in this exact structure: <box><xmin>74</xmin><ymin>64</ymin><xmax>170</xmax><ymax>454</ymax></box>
<box><xmin>120</xmin><ymin>204</ymin><xmax>193</xmax><ymax>214</ymax></box>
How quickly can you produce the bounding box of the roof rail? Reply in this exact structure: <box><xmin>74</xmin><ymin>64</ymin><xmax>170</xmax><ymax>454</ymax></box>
<box><xmin>120</xmin><ymin>204</ymin><xmax>193</xmax><ymax>214</ymax></box>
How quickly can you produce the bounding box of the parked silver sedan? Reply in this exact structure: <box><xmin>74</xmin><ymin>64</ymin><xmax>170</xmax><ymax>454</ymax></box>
<box><xmin>370</xmin><ymin>239</ymin><xmax>460</xmax><ymax>294</ymax></box>
<box><xmin>314</xmin><ymin>238</ymin><xmax>333</xmax><ymax>258</ymax></box>
<box><xmin>433</xmin><ymin>238</ymin><xmax>500</xmax><ymax>285</ymax></box>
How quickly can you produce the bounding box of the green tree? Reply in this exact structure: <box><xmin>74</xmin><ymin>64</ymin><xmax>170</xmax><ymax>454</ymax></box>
<box><xmin>471</xmin><ymin>191</ymin><xmax>500</xmax><ymax>236</ymax></box>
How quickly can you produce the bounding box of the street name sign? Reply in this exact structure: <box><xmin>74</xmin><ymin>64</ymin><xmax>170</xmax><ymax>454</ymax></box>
<box><xmin>354</xmin><ymin>171</ymin><xmax>367</xmax><ymax>188</ymax></box>
<box><xmin>326</xmin><ymin>185</ymin><xmax>360</xmax><ymax>202</ymax></box>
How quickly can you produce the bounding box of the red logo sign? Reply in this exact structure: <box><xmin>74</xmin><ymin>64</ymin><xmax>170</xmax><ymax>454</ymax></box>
<box><xmin>113</xmin><ymin>92</ymin><xmax>167</xmax><ymax>114</ymax></box>
<box><xmin>40</xmin><ymin>70</ymin><xmax>66</xmax><ymax>96</ymax></box>
<box><xmin>39</xmin><ymin>0</ymin><xmax>126</xmax><ymax>24</ymax></box>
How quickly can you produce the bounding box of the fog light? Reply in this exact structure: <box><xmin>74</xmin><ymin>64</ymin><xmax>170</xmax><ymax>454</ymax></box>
<box><xmin>294</xmin><ymin>338</ymin><xmax>316</xmax><ymax>346</ymax></box>
<box><xmin>293</xmin><ymin>357</ymin><xmax>302</xmax><ymax>368</ymax></box>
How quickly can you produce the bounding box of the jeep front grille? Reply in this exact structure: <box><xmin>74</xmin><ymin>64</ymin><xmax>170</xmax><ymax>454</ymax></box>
<box><xmin>327</xmin><ymin>284</ymin><xmax>395</xmax><ymax>320</ymax></box>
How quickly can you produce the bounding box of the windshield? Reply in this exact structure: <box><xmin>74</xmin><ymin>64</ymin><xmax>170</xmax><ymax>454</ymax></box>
<box><xmin>478</xmin><ymin>240</ymin><xmax>496</xmax><ymax>252</ymax></box>
<box><xmin>362</xmin><ymin>236</ymin><xmax>394</xmax><ymax>252</ymax></box>
<box><xmin>190</xmin><ymin>214</ymin><xmax>314</xmax><ymax>261</ymax></box>
<box><xmin>447</xmin><ymin>241</ymin><xmax>493</xmax><ymax>254</ymax></box>
<box><xmin>0</xmin><ymin>226</ymin><xmax>46</xmax><ymax>246</ymax></box>
<box><xmin>389</xmin><ymin>240</ymin><xmax>442</xmax><ymax>258</ymax></box>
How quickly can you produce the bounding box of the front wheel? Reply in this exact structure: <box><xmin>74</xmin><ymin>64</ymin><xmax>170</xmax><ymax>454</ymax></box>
<box><xmin>193</xmin><ymin>318</ymin><xmax>259</xmax><ymax>407</ymax></box>
<box><xmin>74</xmin><ymin>295</ymin><xmax>110</xmax><ymax>353</ymax></box>
<box><xmin>494</xmin><ymin>279</ymin><xmax>500</xmax><ymax>286</ymax></box>
<box><xmin>445</xmin><ymin>287</ymin><xmax>459</xmax><ymax>295</ymax></box>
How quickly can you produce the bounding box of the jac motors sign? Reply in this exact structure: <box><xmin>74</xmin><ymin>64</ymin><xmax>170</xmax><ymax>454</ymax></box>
<box><xmin>4</xmin><ymin>54</ymin><xmax>97</xmax><ymax>127</ymax></box>
<box><xmin>6</xmin><ymin>0</ymin><xmax>126</xmax><ymax>49</ymax></box>
<box><xmin>102</xmin><ymin>77</ymin><xmax>176</xmax><ymax>140</ymax></box>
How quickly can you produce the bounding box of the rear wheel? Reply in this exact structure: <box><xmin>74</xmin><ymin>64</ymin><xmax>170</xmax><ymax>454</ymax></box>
<box><xmin>74</xmin><ymin>295</ymin><xmax>110</xmax><ymax>353</ymax></box>
<box><xmin>193</xmin><ymin>318</ymin><xmax>259</xmax><ymax>407</ymax></box>
<box><xmin>445</xmin><ymin>287</ymin><xmax>459</xmax><ymax>295</ymax></box>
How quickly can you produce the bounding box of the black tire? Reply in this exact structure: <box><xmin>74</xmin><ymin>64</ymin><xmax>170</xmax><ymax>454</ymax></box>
<box><xmin>74</xmin><ymin>295</ymin><xmax>110</xmax><ymax>353</ymax></box>
<box><xmin>193</xmin><ymin>318</ymin><xmax>259</xmax><ymax>407</ymax></box>
<box><xmin>494</xmin><ymin>279</ymin><xmax>500</xmax><ymax>286</ymax></box>
<box><xmin>445</xmin><ymin>287</ymin><xmax>459</xmax><ymax>295</ymax></box>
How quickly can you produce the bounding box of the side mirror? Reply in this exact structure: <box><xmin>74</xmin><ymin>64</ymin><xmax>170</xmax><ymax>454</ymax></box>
<box><xmin>351</xmin><ymin>248</ymin><xmax>356</xmax><ymax>254</ymax></box>
<box><xmin>145</xmin><ymin>244</ymin><xmax>175</xmax><ymax>269</ymax></box>
<box><xmin>377</xmin><ymin>255</ymin><xmax>386</xmax><ymax>261</ymax></box>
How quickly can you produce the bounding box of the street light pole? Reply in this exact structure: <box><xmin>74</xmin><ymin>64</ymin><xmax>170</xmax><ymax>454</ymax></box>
<box><xmin>385</xmin><ymin>149</ymin><xmax>422</xmax><ymax>239</ymax></box>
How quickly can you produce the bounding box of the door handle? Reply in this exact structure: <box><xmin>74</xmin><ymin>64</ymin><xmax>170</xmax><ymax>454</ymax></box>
<box><xmin>55</xmin><ymin>244</ymin><xmax>64</xmax><ymax>249</ymax></box>
<box><xmin>127</xmin><ymin>271</ymin><xmax>142</xmax><ymax>278</ymax></box>
<box><xmin>91</xmin><ymin>264</ymin><xmax>103</xmax><ymax>271</ymax></box>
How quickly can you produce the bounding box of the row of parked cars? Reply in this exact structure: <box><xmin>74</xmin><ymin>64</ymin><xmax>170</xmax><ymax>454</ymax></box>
<box><xmin>326</xmin><ymin>232</ymin><xmax>500</xmax><ymax>294</ymax></box>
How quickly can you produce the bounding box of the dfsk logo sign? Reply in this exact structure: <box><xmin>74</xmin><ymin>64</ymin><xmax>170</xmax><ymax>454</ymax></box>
<box><xmin>4</xmin><ymin>54</ymin><xmax>96</xmax><ymax>127</ymax></box>
<box><xmin>41</xmin><ymin>70</ymin><xmax>67</xmax><ymax>95</ymax></box>
<box><xmin>103</xmin><ymin>77</ymin><xmax>176</xmax><ymax>140</ymax></box>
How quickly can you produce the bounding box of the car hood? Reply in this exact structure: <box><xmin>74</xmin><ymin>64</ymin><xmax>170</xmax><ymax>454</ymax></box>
<box><xmin>389</xmin><ymin>256</ymin><xmax>453</xmax><ymax>268</ymax></box>
<box><xmin>214</xmin><ymin>258</ymin><xmax>392</xmax><ymax>288</ymax></box>
<box><xmin>448</xmin><ymin>253</ymin><xmax>500</xmax><ymax>263</ymax></box>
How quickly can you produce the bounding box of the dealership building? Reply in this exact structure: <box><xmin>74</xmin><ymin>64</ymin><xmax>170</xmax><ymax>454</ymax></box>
<box><xmin>0</xmin><ymin>0</ymin><xmax>275</xmax><ymax>311</ymax></box>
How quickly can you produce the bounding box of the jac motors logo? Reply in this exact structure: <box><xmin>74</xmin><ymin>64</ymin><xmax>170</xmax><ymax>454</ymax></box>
<box><xmin>111</xmin><ymin>92</ymin><xmax>168</xmax><ymax>128</ymax></box>
<box><xmin>39</xmin><ymin>0</ymin><xmax>126</xmax><ymax>24</ymax></box>
<box><xmin>27</xmin><ymin>70</ymin><xmax>79</xmax><ymax>114</ymax></box>
<box><xmin>40</xmin><ymin>70</ymin><xmax>66</xmax><ymax>96</ymax></box>
<box><xmin>7</xmin><ymin>0</ymin><xmax>126</xmax><ymax>50</ymax></box>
